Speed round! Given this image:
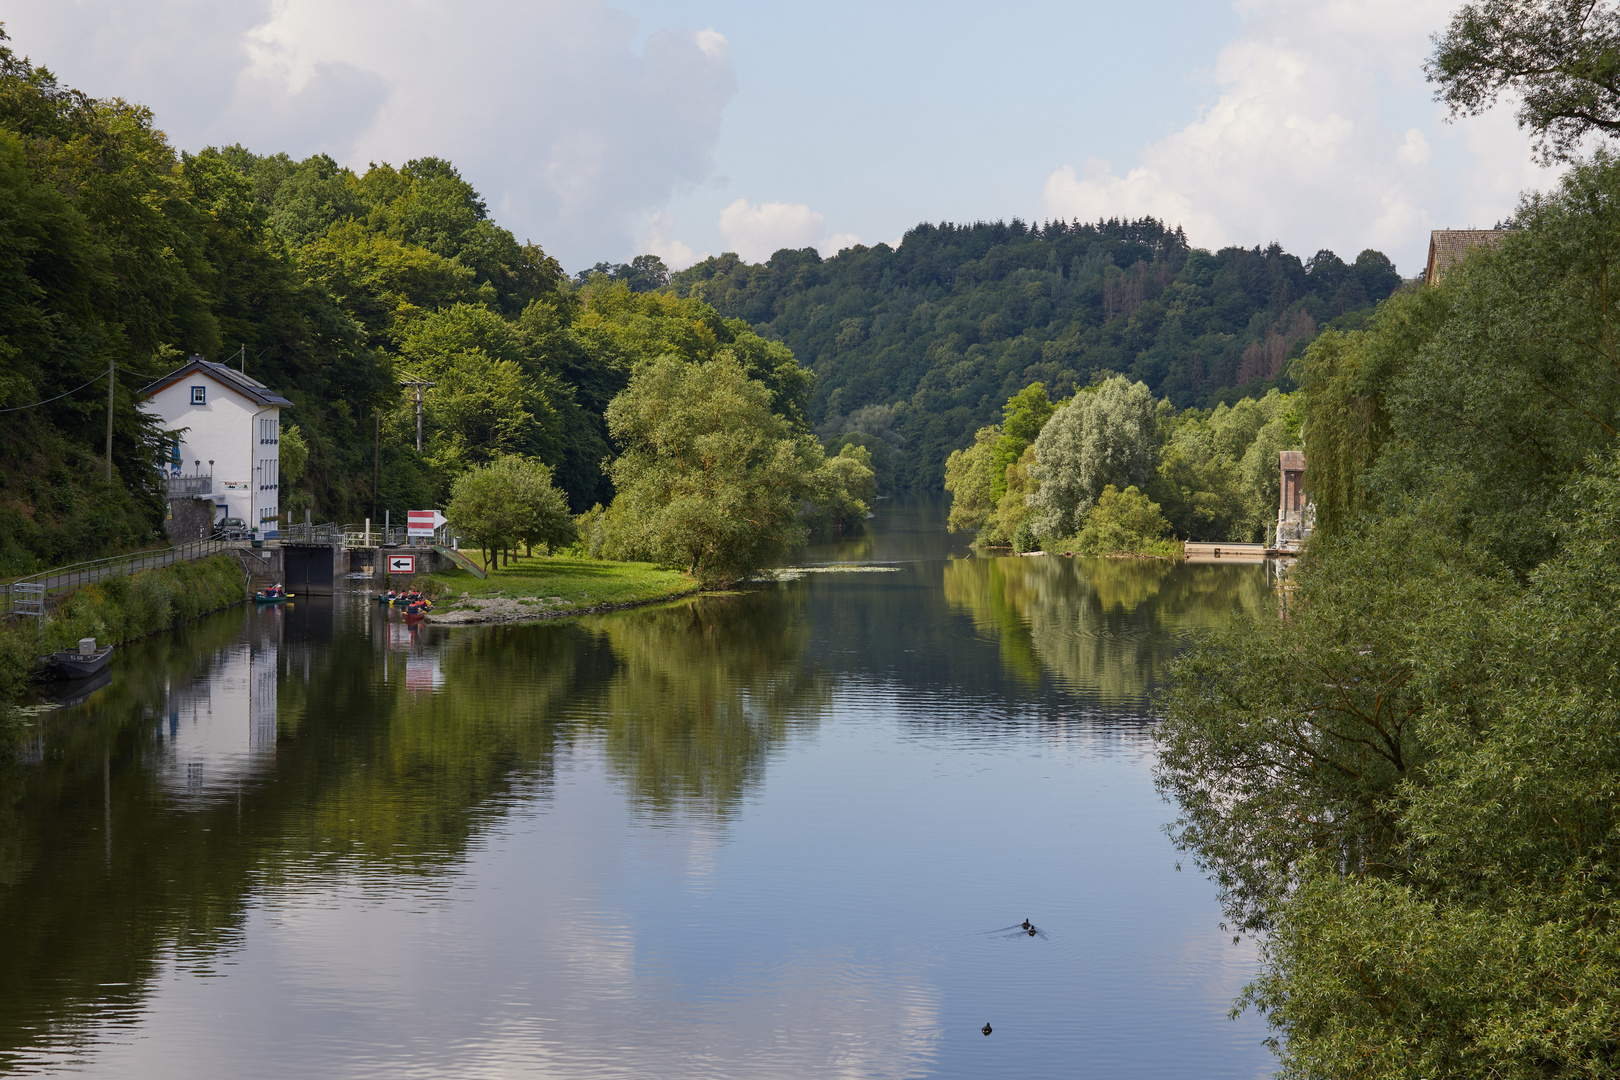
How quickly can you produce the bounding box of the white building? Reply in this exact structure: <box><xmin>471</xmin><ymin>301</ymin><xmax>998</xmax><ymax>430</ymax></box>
<box><xmin>156</xmin><ymin>614</ymin><xmax>279</xmax><ymax>803</ymax></box>
<box><xmin>140</xmin><ymin>356</ymin><xmax>292</xmax><ymax>537</ymax></box>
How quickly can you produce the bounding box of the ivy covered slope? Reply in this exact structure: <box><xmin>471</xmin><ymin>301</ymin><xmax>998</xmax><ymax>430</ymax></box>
<box><xmin>671</xmin><ymin>219</ymin><xmax>1403</xmax><ymax>489</ymax></box>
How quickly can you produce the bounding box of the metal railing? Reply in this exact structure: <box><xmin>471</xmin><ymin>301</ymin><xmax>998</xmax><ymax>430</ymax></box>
<box><xmin>163</xmin><ymin>474</ymin><xmax>213</xmax><ymax>497</ymax></box>
<box><xmin>1</xmin><ymin>537</ymin><xmax>233</xmax><ymax>616</ymax></box>
<box><xmin>277</xmin><ymin>522</ymin><xmax>342</xmax><ymax>545</ymax></box>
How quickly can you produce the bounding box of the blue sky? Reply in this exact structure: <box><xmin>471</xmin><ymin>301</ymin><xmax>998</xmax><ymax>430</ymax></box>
<box><xmin>3</xmin><ymin>0</ymin><xmax>1556</xmax><ymax>275</ymax></box>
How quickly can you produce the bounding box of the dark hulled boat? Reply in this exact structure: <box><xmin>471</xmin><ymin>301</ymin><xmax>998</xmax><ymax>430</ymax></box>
<box><xmin>42</xmin><ymin>642</ymin><xmax>112</xmax><ymax>680</ymax></box>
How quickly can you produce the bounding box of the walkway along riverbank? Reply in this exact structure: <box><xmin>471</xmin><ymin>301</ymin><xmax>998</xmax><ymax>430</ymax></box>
<box><xmin>0</xmin><ymin>554</ymin><xmax>248</xmax><ymax>710</ymax></box>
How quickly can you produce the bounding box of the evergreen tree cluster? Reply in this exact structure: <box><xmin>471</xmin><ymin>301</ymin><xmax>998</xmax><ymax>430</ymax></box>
<box><xmin>671</xmin><ymin>218</ymin><xmax>1402</xmax><ymax>489</ymax></box>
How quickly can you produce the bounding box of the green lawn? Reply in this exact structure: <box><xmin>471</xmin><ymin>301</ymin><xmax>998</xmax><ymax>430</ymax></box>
<box><xmin>425</xmin><ymin>552</ymin><xmax>697</xmax><ymax>610</ymax></box>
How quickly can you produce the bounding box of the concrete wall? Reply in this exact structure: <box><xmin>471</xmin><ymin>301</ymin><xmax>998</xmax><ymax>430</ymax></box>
<box><xmin>165</xmin><ymin>496</ymin><xmax>215</xmax><ymax>543</ymax></box>
<box><xmin>141</xmin><ymin>371</ymin><xmax>280</xmax><ymax>533</ymax></box>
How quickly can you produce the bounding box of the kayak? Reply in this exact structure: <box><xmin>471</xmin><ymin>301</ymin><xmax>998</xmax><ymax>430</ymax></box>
<box><xmin>254</xmin><ymin>590</ymin><xmax>293</xmax><ymax>603</ymax></box>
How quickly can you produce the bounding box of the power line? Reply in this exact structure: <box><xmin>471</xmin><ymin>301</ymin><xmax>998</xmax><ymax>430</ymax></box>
<box><xmin>0</xmin><ymin>370</ymin><xmax>108</xmax><ymax>414</ymax></box>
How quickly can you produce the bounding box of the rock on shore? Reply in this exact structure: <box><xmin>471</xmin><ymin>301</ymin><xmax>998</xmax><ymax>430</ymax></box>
<box><xmin>425</xmin><ymin>596</ymin><xmax>572</xmax><ymax>624</ymax></box>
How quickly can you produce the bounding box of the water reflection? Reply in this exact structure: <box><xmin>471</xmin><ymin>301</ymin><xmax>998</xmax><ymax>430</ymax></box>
<box><xmin>580</xmin><ymin>591</ymin><xmax>829</xmax><ymax>818</ymax></box>
<box><xmin>943</xmin><ymin>555</ymin><xmax>1274</xmax><ymax>702</ymax></box>
<box><xmin>0</xmin><ymin>500</ymin><xmax>1277</xmax><ymax>1079</ymax></box>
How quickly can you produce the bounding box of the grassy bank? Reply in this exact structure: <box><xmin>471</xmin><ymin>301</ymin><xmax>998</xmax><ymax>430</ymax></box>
<box><xmin>423</xmin><ymin>552</ymin><xmax>697</xmax><ymax>623</ymax></box>
<box><xmin>1</xmin><ymin>554</ymin><xmax>247</xmax><ymax>704</ymax></box>
<box><xmin>1047</xmin><ymin>535</ymin><xmax>1185</xmax><ymax>560</ymax></box>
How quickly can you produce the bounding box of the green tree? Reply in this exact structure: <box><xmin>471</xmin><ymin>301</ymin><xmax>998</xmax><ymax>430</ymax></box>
<box><xmin>992</xmin><ymin>381</ymin><xmax>1056</xmax><ymax>500</ymax></box>
<box><xmin>278</xmin><ymin>423</ymin><xmax>310</xmax><ymax>506</ymax></box>
<box><xmin>1027</xmin><ymin>375</ymin><xmax>1159</xmax><ymax>538</ymax></box>
<box><xmin>804</xmin><ymin>443</ymin><xmax>877</xmax><ymax>534</ymax></box>
<box><xmin>296</xmin><ymin>221</ymin><xmax>480</xmax><ymax>347</ymax></box>
<box><xmin>447</xmin><ymin>455</ymin><xmax>575</xmax><ymax>569</ymax></box>
<box><xmin>1072</xmin><ymin>484</ymin><xmax>1174</xmax><ymax>556</ymax></box>
<box><xmin>499</xmin><ymin>456</ymin><xmax>577</xmax><ymax>556</ymax></box>
<box><xmin>1428</xmin><ymin>0</ymin><xmax>1620</xmax><ymax>163</ymax></box>
<box><xmin>1149</xmin><ymin>389</ymin><xmax>1301</xmax><ymax>542</ymax></box>
<box><xmin>944</xmin><ymin>425</ymin><xmax>999</xmax><ymax>533</ymax></box>
<box><xmin>603</xmin><ymin>355</ymin><xmax>824</xmax><ymax>584</ymax></box>
<box><xmin>1155</xmin><ymin>148</ymin><xmax>1620</xmax><ymax>1076</ymax></box>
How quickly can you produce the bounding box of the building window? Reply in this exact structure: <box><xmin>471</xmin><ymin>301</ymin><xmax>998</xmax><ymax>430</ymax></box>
<box><xmin>191</xmin><ymin>386</ymin><xmax>206</xmax><ymax>405</ymax></box>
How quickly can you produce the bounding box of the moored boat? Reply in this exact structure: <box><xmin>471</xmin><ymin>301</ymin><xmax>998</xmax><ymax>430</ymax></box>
<box><xmin>42</xmin><ymin>638</ymin><xmax>113</xmax><ymax>680</ymax></box>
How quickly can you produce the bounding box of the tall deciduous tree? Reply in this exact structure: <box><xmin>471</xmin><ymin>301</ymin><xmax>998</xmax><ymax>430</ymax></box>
<box><xmin>944</xmin><ymin>425</ymin><xmax>999</xmax><ymax>534</ymax></box>
<box><xmin>1428</xmin><ymin>0</ymin><xmax>1620</xmax><ymax>163</ymax></box>
<box><xmin>447</xmin><ymin>455</ymin><xmax>575</xmax><ymax>569</ymax></box>
<box><xmin>1156</xmin><ymin>149</ymin><xmax>1620</xmax><ymax>1077</ymax></box>
<box><xmin>604</xmin><ymin>355</ymin><xmax>824</xmax><ymax>584</ymax></box>
<box><xmin>1027</xmin><ymin>375</ymin><xmax>1158</xmax><ymax>538</ymax></box>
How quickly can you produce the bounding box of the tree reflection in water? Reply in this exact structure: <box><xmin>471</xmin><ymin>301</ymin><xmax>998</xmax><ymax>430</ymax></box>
<box><xmin>0</xmin><ymin>551</ymin><xmax>1263</xmax><ymax>1074</ymax></box>
<box><xmin>942</xmin><ymin>555</ymin><xmax>1274</xmax><ymax>703</ymax></box>
<box><xmin>581</xmin><ymin>589</ymin><xmax>827</xmax><ymax>819</ymax></box>
<box><xmin>0</xmin><ymin>587</ymin><xmax>830</xmax><ymax>1069</ymax></box>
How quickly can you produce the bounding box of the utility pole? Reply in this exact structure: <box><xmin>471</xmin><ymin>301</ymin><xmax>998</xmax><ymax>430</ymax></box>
<box><xmin>105</xmin><ymin>357</ymin><xmax>115</xmax><ymax>484</ymax></box>
<box><xmin>399</xmin><ymin>379</ymin><xmax>435</xmax><ymax>453</ymax></box>
<box><xmin>373</xmin><ymin>410</ymin><xmax>380</xmax><ymax>517</ymax></box>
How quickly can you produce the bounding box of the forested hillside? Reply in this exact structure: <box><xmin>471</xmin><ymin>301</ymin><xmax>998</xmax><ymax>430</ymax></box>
<box><xmin>0</xmin><ymin>29</ymin><xmax>810</xmax><ymax>574</ymax></box>
<box><xmin>671</xmin><ymin>220</ymin><xmax>1403</xmax><ymax>488</ymax></box>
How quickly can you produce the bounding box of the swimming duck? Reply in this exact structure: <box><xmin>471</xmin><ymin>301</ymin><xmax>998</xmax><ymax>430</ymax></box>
<box><xmin>981</xmin><ymin>1023</ymin><xmax>992</xmax><ymax>1036</ymax></box>
<box><xmin>1021</xmin><ymin>919</ymin><xmax>1031</xmax><ymax>930</ymax></box>
<box><xmin>1027</xmin><ymin>927</ymin><xmax>1037</xmax><ymax>936</ymax></box>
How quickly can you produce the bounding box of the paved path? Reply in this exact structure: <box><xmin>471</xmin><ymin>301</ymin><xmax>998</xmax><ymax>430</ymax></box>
<box><xmin>3</xmin><ymin>538</ymin><xmax>243</xmax><ymax>613</ymax></box>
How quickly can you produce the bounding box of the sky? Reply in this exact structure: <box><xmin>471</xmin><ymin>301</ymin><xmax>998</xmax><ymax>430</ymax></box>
<box><xmin>0</xmin><ymin>0</ymin><xmax>1560</xmax><ymax>276</ymax></box>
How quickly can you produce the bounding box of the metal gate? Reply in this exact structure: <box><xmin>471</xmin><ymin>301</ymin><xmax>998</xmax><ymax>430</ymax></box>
<box><xmin>283</xmin><ymin>545</ymin><xmax>336</xmax><ymax>596</ymax></box>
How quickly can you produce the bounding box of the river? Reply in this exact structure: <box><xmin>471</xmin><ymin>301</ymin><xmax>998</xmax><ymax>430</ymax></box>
<box><xmin>0</xmin><ymin>498</ymin><xmax>1279</xmax><ymax>1078</ymax></box>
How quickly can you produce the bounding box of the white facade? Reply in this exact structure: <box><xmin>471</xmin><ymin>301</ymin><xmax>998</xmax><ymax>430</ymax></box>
<box><xmin>139</xmin><ymin>359</ymin><xmax>290</xmax><ymax>536</ymax></box>
<box><xmin>156</xmin><ymin>618</ymin><xmax>279</xmax><ymax>803</ymax></box>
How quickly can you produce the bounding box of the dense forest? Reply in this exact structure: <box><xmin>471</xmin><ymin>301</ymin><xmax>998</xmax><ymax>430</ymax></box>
<box><xmin>0</xmin><ymin>28</ymin><xmax>818</xmax><ymax>575</ymax></box>
<box><xmin>1154</xmin><ymin>147</ymin><xmax>1620</xmax><ymax>1077</ymax></box>
<box><xmin>671</xmin><ymin>220</ymin><xmax>1403</xmax><ymax>489</ymax></box>
<box><xmin>0</xmin><ymin>17</ymin><xmax>1401</xmax><ymax>574</ymax></box>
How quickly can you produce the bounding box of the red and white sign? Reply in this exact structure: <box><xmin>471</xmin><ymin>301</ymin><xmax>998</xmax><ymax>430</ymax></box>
<box><xmin>408</xmin><ymin>509</ymin><xmax>447</xmax><ymax>537</ymax></box>
<box><xmin>388</xmin><ymin>554</ymin><xmax>416</xmax><ymax>574</ymax></box>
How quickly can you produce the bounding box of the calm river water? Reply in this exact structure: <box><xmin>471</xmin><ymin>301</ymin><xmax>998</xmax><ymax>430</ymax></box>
<box><xmin>1</xmin><ymin>498</ymin><xmax>1279</xmax><ymax>1078</ymax></box>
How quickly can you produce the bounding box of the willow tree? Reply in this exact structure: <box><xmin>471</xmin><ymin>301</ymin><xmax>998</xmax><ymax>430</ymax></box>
<box><xmin>1027</xmin><ymin>375</ymin><xmax>1158</xmax><ymax>540</ymax></box>
<box><xmin>603</xmin><ymin>355</ymin><xmax>825</xmax><ymax>584</ymax></box>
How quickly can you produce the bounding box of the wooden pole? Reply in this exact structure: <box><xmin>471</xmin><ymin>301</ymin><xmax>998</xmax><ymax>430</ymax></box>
<box><xmin>105</xmin><ymin>358</ymin><xmax>114</xmax><ymax>485</ymax></box>
<box><xmin>373</xmin><ymin>410</ymin><xmax>380</xmax><ymax>517</ymax></box>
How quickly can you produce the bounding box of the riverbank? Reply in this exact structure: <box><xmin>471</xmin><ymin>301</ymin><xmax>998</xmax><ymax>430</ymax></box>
<box><xmin>424</xmin><ymin>553</ymin><xmax>697</xmax><ymax>625</ymax></box>
<box><xmin>1</xmin><ymin>553</ymin><xmax>246</xmax><ymax>704</ymax></box>
<box><xmin>974</xmin><ymin>539</ymin><xmax>1185</xmax><ymax>560</ymax></box>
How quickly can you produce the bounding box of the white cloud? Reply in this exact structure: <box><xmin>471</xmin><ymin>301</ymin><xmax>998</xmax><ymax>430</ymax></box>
<box><xmin>1040</xmin><ymin>0</ymin><xmax>1554</xmax><ymax>273</ymax></box>
<box><xmin>639</xmin><ymin>211</ymin><xmax>705</xmax><ymax>270</ymax></box>
<box><xmin>717</xmin><ymin>198</ymin><xmax>859</xmax><ymax>262</ymax></box>
<box><xmin>1042</xmin><ymin>160</ymin><xmax>1224</xmax><ymax>246</ymax></box>
<box><xmin>820</xmin><ymin>232</ymin><xmax>863</xmax><ymax>256</ymax></box>
<box><xmin>0</xmin><ymin>0</ymin><xmax>736</xmax><ymax>270</ymax></box>
<box><xmin>1396</xmin><ymin>128</ymin><xmax>1432</xmax><ymax>168</ymax></box>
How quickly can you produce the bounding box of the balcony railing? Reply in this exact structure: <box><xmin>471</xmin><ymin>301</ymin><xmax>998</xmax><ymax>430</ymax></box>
<box><xmin>164</xmin><ymin>474</ymin><xmax>213</xmax><ymax>497</ymax></box>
